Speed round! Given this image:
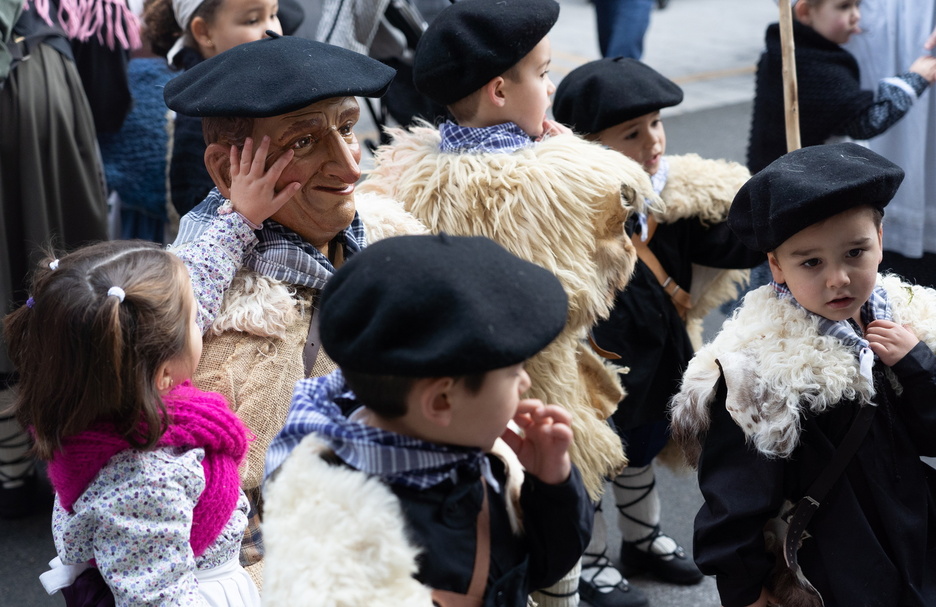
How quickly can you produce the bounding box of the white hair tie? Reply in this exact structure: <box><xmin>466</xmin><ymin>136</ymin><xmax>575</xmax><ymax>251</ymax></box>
<box><xmin>107</xmin><ymin>286</ymin><xmax>126</xmax><ymax>303</ymax></box>
<box><xmin>49</xmin><ymin>259</ymin><xmax>60</xmax><ymax>270</ymax></box>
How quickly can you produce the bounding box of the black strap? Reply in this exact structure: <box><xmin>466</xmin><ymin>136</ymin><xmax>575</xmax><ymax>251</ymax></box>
<box><xmin>783</xmin><ymin>403</ymin><xmax>876</xmax><ymax>568</ymax></box>
<box><xmin>302</xmin><ymin>303</ymin><xmax>322</xmax><ymax>377</ymax></box>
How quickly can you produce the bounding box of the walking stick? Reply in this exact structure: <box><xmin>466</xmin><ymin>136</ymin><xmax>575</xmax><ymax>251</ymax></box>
<box><xmin>778</xmin><ymin>0</ymin><xmax>801</xmax><ymax>152</ymax></box>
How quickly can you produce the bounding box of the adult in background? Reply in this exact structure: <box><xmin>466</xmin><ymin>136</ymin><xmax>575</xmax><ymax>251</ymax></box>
<box><xmin>1</xmin><ymin>0</ymin><xmax>108</xmax><ymax>518</ymax></box>
<box><xmin>164</xmin><ymin>32</ymin><xmax>425</xmax><ymax>587</ymax></box>
<box><xmin>846</xmin><ymin>0</ymin><xmax>936</xmax><ymax>287</ymax></box>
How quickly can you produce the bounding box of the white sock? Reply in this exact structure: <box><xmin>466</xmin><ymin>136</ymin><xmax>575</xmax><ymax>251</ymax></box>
<box><xmin>614</xmin><ymin>464</ymin><xmax>678</xmax><ymax>558</ymax></box>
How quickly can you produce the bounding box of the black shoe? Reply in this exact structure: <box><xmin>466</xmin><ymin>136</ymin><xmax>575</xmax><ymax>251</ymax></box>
<box><xmin>579</xmin><ymin>554</ymin><xmax>649</xmax><ymax>607</ymax></box>
<box><xmin>620</xmin><ymin>533</ymin><xmax>703</xmax><ymax>586</ymax></box>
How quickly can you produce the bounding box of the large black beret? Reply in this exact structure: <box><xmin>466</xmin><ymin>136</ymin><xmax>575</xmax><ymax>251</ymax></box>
<box><xmin>729</xmin><ymin>142</ymin><xmax>904</xmax><ymax>252</ymax></box>
<box><xmin>320</xmin><ymin>233</ymin><xmax>568</xmax><ymax>377</ymax></box>
<box><xmin>163</xmin><ymin>33</ymin><xmax>395</xmax><ymax>118</ymax></box>
<box><xmin>553</xmin><ymin>57</ymin><xmax>683</xmax><ymax>134</ymax></box>
<box><xmin>412</xmin><ymin>0</ymin><xmax>560</xmax><ymax>106</ymax></box>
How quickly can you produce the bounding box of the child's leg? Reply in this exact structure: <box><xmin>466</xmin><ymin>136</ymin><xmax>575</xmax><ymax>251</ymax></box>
<box><xmin>579</xmin><ymin>499</ymin><xmax>649</xmax><ymax>607</ymax></box>
<box><xmin>531</xmin><ymin>559</ymin><xmax>581</xmax><ymax>607</ymax></box>
<box><xmin>0</xmin><ymin>388</ymin><xmax>37</xmax><ymax>519</ymax></box>
<box><xmin>613</xmin><ymin>422</ymin><xmax>702</xmax><ymax>585</ymax></box>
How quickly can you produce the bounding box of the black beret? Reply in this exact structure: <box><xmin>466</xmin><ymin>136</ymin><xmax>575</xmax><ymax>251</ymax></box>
<box><xmin>320</xmin><ymin>233</ymin><xmax>568</xmax><ymax>377</ymax></box>
<box><xmin>163</xmin><ymin>33</ymin><xmax>395</xmax><ymax>118</ymax></box>
<box><xmin>412</xmin><ymin>0</ymin><xmax>560</xmax><ymax>106</ymax></box>
<box><xmin>553</xmin><ymin>57</ymin><xmax>683</xmax><ymax>134</ymax></box>
<box><xmin>729</xmin><ymin>142</ymin><xmax>904</xmax><ymax>252</ymax></box>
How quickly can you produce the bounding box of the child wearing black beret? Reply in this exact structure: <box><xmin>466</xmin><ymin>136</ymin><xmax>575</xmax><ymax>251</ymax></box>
<box><xmin>747</xmin><ymin>0</ymin><xmax>936</xmax><ymax>174</ymax></box>
<box><xmin>359</xmin><ymin>2</ymin><xmax>660</xmax><ymax>604</ymax></box>
<box><xmin>552</xmin><ymin>57</ymin><xmax>764</xmax><ymax>607</ymax></box>
<box><xmin>260</xmin><ymin>233</ymin><xmax>593</xmax><ymax>606</ymax></box>
<box><xmin>670</xmin><ymin>142</ymin><xmax>936</xmax><ymax>607</ymax></box>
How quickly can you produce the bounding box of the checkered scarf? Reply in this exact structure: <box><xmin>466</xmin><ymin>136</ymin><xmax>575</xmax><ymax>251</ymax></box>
<box><xmin>266</xmin><ymin>370</ymin><xmax>491</xmax><ymax>490</ymax></box>
<box><xmin>771</xmin><ymin>280</ymin><xmax>892</xmax><ymax>380</ymax></box>
<box><xmin>634</xmin><ymin>156</ymin><xmax>669</xmax><ymax>242</ymax></box>
<box><xmin>439</xmin><ymin>121</ymin><xmax>534</xmax><ymax>154</ymax></box>
<box><xmin>175</xmin><ymin>189</ymin><xmax>367</xmax><ymax>290</ymax></box>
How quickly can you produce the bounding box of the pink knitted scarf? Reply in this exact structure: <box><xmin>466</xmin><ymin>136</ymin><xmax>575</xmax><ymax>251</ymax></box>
<box><xmin>23</xmin><ymin>0</ymin><xmax>142</xmax><ymax>51</ymax></box>
<box><xmin>47</xmin><ymin>382</ymin><xmax>249</xmax><ymax>557</ymax></box>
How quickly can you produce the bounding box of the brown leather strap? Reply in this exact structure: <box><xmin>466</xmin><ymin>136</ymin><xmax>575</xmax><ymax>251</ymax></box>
<box><xmin>631</xmin><ymin>215</ymin><xmax>693</xmax><ymax>319</ymax></box>
<box><xmin>588</xmin><ymin>333</ymin><xmax>621</xmax><ymax>360</ymax></box>
<box><xmin>430</xmin><ymin>480</ymin><xmax>491</xmax><ymax>607</ymax></box>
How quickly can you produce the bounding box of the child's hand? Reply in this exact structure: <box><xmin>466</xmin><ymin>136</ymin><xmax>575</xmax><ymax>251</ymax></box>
<box><xmin>908</xmin><ymin>55</ymin><xmax>936</xmax><ymax>84</ymax></box>
<box><xmin>540</xmin><ymin>119</ymin><xmax>572</xmax><ymax>138</ymax></box>
<box><xmin>925</xmin><ymin>25</ymin><xmax>936</xmax><ymax>51</ymax></box>
<box><xmin>866</xmin><ymin>319</ymin><xmax>920</xmax><ymax>367</ymax></box>
<box><xmin>500</xmin><ymin>399</ymin><xmax>573</xmax><ymax>485</ymax></box>
<box><xmin>229</xmin><ymin>136</ymin><xmax>301</xmax><ymax>226</ymax></box>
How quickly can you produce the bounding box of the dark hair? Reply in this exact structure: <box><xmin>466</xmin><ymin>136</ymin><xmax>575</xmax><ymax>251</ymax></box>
<box><xmin>448</xmin><ymin>64</ymin><xmax>523</xmax><ymax>124</ymax></box>
<box><xmin>202</xmin><ymin>116</ymin><xmax>255</xmax><ymax>147</ymax></box>
<box><xmin>3</xmin><ymin>241</ymin><xmax>192</xmax><ymax>460</ymax></box>
<box><xmin>341</xmin><ymin>371</ymin><xmax>488</xmax><ymax>419</ymax></box>
<box><xmin>143</xmin><ymin>0</ymin><xmax>225</xmax><ymax>63</ymax></box>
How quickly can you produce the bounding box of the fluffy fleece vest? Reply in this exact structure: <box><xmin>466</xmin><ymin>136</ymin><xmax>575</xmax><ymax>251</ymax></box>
<box><xmin>670</xmin><ymin>275</ymin><xmax>936</xmax><ymax>466</ymax></box>
<box><xmin>655</xmin><ymin>153</ymin><xmax>752</xmax><ymax>349</ymax></box>
<box><xmin>261</xmin><ymin>434</ymin><xmax>525</xmax><ymax>606</ymax></box>
<box><xmin>358</xmin><ymin>125</ymin><xmax>659</xmax><ymax>499</ymax></box>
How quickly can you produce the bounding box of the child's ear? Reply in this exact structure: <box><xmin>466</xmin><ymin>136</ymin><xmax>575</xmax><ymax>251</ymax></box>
<box><xmin>767</xmin><ymin>251</ymin><xmax>785</xmax><ymax>284</ymax></box>
<box><xmin>205</xmin><ymin>143</ymin><xmax>233</xmax><ymax>198</ymax></box>
<box><xmin>417</xmin><ymin>377</ymin><xmax>457</xmax><ymax>428</ymax></box>
<box><xmin>793</xmin><ymin>0</ymin><xmax>812</xmax><ymax>24</ymax></box>
<box><xmin>485</xmin><ymin>77</ymin><xmax>508</xmax><ymax>108</ymax></box>
<box><xmin>189</xmin><ymin>16</ymin><xmax>215</xmax><ymax>54</ymax></box>
<box><xmin>154</xmin><ymin>361</ymin><xmax>174</xmax><ymax>395</ymax></box>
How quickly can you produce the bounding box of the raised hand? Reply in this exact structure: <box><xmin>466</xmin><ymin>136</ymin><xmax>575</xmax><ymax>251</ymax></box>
<box><xmin>228</xmin><ymin>136</ymin><xmax>301</xmax><ymax>227</ymax></box>
<box><xmin>866</xmin><ymin>319</ymin><xmax>920</xmax><ymax>367</ymax></box>
<box><xmin>500</xmin><ymin>399</ymin><xmax>573</xmax><ymax>485</ymax></box>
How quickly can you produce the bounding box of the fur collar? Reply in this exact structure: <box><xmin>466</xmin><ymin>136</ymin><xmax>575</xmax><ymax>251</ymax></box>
<box><xmin>670</xmin><ymin>275</ymin><xmax>936</xmax><ymax>464</ymax></box>
<box><xmin>262</xmin><ymin>434</ymin><xmax>525</xmax><ymax>606</ymax></box>
<box><xmin>206</xmin><ymin>193</ymin><xmax>427</xmax><ymax>339</ymax></box>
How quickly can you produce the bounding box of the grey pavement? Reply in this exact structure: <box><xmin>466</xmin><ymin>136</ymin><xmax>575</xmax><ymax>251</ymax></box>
<box><xmin>1</xmin><ymin>1</ymin><xmax>780</xmax><ymax>605</ymax></box>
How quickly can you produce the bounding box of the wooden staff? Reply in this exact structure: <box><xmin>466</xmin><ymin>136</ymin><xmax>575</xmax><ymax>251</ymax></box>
<box><xmin>778</xmin><ymin>0</ymin><xmax>801</xmax><ymax>151</ymax></box>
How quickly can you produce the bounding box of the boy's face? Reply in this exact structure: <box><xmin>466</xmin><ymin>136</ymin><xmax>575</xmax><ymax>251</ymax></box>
<box><xmin>499</xmin><ymin>37</ymin><xmax>556</xmax><ymax>139</ymax></box>
<box><xmin>593</xmin><ymin>111</ymin><xmax>666</xmax><ymax>175</ymax></box>
<box><xmin>801</xmin><ymin>0</ymin><xmax>861</xmax><ymax>45</ymax></box>
<box><xmin>447</xmin><ymin>363</ymin><xmax>531</xmax><ymax>451</ymax></box>
<box><xmin>767</xmin><ymin>206</ymin><xmax>882</xmax><ymax>324</ymax></box>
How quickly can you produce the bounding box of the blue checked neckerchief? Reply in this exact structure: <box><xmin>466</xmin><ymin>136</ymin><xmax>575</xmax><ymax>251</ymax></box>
<box><xmin>265</xmin><ymin>370</ymin><xmax>496</xmax><ymax>491</ymax></box>
<box><xmin>635</xmin><ymin>156</ymin><xmax>669</xmax><ymax>242</ymax></box>
<box><xmin>174</xmin><ymin>188</ymin><xmax>367</xmax><ymax>290</ymax></box>
<box><xmin>771</xmin><ymin>281</ymin><xmax>892</xmax><ymax>381</ymax></box>
<box><xmin>439</xmin><ymin>121</ymin><xmax>534</xmax><ymax>154</ymax></box>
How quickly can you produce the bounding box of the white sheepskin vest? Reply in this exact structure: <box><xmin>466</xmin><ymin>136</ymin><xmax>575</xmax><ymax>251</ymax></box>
<box><xmin>670</xmin><ymin>274</ymin><xmax>936</xmax><ymax>465</ymax></box>
<box><xmin>262</xmin><ymin>435</ymin><xmax>525</xmax><ymax>606</ymax></box>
